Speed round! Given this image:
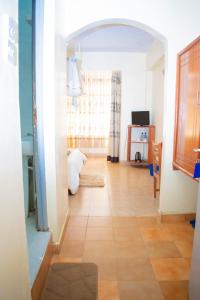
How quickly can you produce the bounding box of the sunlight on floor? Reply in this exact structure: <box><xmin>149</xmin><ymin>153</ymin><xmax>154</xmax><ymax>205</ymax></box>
<box><xmin>69</xmin><ymin>157</ymin><xmax>159</xmax><ymax>217</ymax></box>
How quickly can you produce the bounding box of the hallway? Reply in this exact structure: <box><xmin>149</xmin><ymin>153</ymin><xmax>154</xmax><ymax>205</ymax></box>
<box><xmin>51</xmin><ymin>158</ymin><xmax>193</xmax><ymax>300</ymax></box>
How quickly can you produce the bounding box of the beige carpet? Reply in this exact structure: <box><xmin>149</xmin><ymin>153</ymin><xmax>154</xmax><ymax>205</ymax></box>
<box><xmin>80</xmin><ymin>172</ymin><xmax>105</xmax><ymax>187</ymax></box>
<box><xmin>42</xmin><ymin>263</ymin><xmax>98</xmax><ymax>300</ymax></box>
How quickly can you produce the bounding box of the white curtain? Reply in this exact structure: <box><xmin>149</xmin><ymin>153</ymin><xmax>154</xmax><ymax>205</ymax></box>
<box><xmin>107</xmin><ymin>71</ymin><xmax>121</xmax><ymax>163</ymax></box>
<box><xmin>67</xmin><ymin>71</ymin><xmax>112</xmax><ymax>148</ymax></box>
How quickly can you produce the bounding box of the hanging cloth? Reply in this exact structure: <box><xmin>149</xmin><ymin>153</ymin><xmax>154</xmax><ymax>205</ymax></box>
<box><xmin>67</xmin><ymin>57</ymin><xmax>83</xmax><ymax>106</ymax></box>
<box><xmin>107</xmin><ymin>71</ymin><xmax>121</xmax><ymax>163</ymax></box>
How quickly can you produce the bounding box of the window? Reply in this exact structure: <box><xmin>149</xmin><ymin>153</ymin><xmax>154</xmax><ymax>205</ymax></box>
<box><xmin>67</xmin><ymin>71</ymin><xmax>112</xmax><ymax>148</ymax></box>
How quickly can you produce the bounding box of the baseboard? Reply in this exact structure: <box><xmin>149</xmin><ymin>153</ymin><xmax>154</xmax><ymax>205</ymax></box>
<box><xmin>85</xmin><ymin>153</ymin><xmax>107</xmax><ymax>158</ymax></box>
<box><xmin>161</xmin><ymin>212</ymin><xmax>196</xmax><ymax>223</ymax></box>
<box><xmin>31</xmin><ymin>239</ymin><xmax>54</xmax><ymax>300</ymax></box>
<box><xmin>53</xmin><ymin>210</ymin><xmax>70</xmax><ymax>254</ymax></box>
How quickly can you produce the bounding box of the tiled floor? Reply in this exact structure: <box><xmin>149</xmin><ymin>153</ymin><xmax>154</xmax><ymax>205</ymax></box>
<box><xmin>69</xmin><ymin>157</ymin><xmax>159</xmax><ymax>217</ymax></box>
<box><xmin>51</xmin><ymin>158</ymin><xmax>194</xmax><ymax>299</ymax></box>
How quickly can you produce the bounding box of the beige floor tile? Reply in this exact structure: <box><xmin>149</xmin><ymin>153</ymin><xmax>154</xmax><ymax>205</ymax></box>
<box><xmin>68</xmin><ymin>216</ymin><xmax>88</xmax><ymax>227</ymax></box>
<box><xmin>60</xmin><ymin>240</ymin><xmax>85</xmax><ymax>257</ymax></box>
<box><xmin>83</xmin><ymin>257</ymin><xmax>117</xmax><ymax>280</ymax></box>
<box><xmin>115</xmin><ymin>241</ymin><xmax>148</xmax><ymax>259</ymax></box>
<box><xmin>140</xmin><ymin>227</ymin><xmax>173</xmax><ymax>242</ymax></box>
<box><xmin>77</xmin><ymin>187</ymin><xmax>93</xmax><ymax>199</ymax></box>
<box><xmin>160</xmin><ymin>223</ymin><xmax>194</xmax><ymax>232</ymax></box>
<box><xmin>69</xmin><ymin>195</ymin><xmax>91</xmax><ymax>208</ymax></box>
<box><xmin>91</xmin><ymin>201</ymin><xmax>110</xmax><ymax>209</ymax></box>
<box><xmin>112</xmin><ymin>207</ymin><xmax>136</xmax><ymax>216</ymax></box>
<box><xmin>110</xmin><ymin>200</ymin><xmax>133</xmax><ymax>207</ymax></box>
<box><xmin>146</xmin><ymin>241</ymin><xmax>182</xmax><ymax>258</ymax></box>
<box><xmin>88</xmin><ymin>216</ymin><xmax>113</xmax><ymax>227</ymax></box>
<box><xmin>174</xmin><ymin>241</ymin><xmax>193</xmax><ymax>258</ymax></box>
<box><xmin>70</xmin><ymin>207</ymin><xmax>90</xmax><ymax>216</ymax></box>
<box><xmin>150</xmin><ymin>258</ymin><xmax>191</xmax><ymax>281</ymax></box>
<box><xmin>64</xmin><ymin>226</ymin><xmax>86</xmax><ymax>241</ymax></box>
<box><xmin>90</xmin><ymin>206</ymin><xmax>111</xmax><ymax>216</ymax></box>
<box><xmin>164</xmin><ymin>229</ymin><xmax>194</xmax><ymax>243</ymax></box>
<box><xmin>99</xmin><ymin>280</ymin><xmax>119</xmax><ymax>300</ymax></box>
<box><xmin>113</xmin><ymin>227</ymin><xmax>144</xmax><ymax>244</ymax></box>
<box><xmin>86</xmin><ymin>227</ymin><xmax>113</xmax><ymax>240</ymax></box>
<box><xmin>68</xmin><ymin>157</ymin><xmax>159</xmax><ymax>218</ymax></box>
<box><xmin>159</xmin><ymin>280</ymin><xmax>189</xmax><ymax>300</ymax></box>
<box><xmin>84</xmin><ymin>241</ymin><xmax>117</xmax><ymax>259</ymax></box>
<box><xmin>90</xmin><ymin>191</ymin><xmax>110</xmax><ymax>203</ymax></box>
<box><xmin>119</xmin><ymin>281</ymin><xmax>163</xmax><ymax>300</ymax></box>
<box><xmin>136</xmin><ymin>216</ymin><xmax>160</xmax><ymax>226</ymax></box>
<box><xmin>135</xmin><ymin>209</ymin><xmax>159</xmax><ymax>217</ymax></box>
<box><xmin>116</xmin><ymin>258</ymin><xmax>155</xmax><ymax>281</ymax></box>
<box><xmin>112</xmin><ymin>216</ymin><xmax>137</xmax><ymax>228</ymax></box>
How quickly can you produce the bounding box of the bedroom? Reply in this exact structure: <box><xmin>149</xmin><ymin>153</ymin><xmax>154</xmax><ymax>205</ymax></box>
<box><xmin>66</xmin><ymin>24</ymin><xmax>165</xmax><ymax>216</ymax></box>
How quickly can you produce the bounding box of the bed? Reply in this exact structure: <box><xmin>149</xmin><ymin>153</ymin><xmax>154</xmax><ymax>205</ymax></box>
<box><xmin>67</xmin><ymin>149</ymin><xmax>87</xmax><ymax>194</ymax></box>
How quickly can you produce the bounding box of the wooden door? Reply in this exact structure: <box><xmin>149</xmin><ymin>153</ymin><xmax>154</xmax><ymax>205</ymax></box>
<box><xmin>173</xmin><ymin>37</ymin><xmax>200</xmax><ymax>177</ymax></box>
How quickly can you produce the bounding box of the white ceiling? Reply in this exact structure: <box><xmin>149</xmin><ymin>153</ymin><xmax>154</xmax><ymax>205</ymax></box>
<box><xmin>70</xmin><ymin>25</ymin><xmax>155</xmax><ymax>52</ymax></box>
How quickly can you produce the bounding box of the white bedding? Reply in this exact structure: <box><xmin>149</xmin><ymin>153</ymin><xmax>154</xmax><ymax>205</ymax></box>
<box><xmin>68</xmin><ymin>149</ymin><xmax>87</xmax><ymax>194</ymax></box>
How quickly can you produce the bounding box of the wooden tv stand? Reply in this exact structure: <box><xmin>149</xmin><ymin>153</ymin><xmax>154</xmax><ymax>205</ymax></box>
<box><xmin>127</xmin><ymin>125</ymin><xmax>155</xmax><ymax>165</ymax></box>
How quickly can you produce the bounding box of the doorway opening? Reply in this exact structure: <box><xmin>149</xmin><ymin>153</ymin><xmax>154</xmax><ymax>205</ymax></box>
<box><xmin>19</xmin><ymin>0</ymin><xmax>50</xmax><ymax>286</ymax></box>
<box><xmin>66</xmin><ymin>19</ymin><xmax>166</xmax><ymax>216</ymax></box>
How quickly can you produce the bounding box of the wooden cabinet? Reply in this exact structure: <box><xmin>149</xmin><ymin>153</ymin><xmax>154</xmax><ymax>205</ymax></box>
<box><xmin>127</xmin><ymin>125</ymin><xmax>155</xmax><ymax>164</ymax></box>
<box><xmin>173</xmin><ymin>36</ymin><xmax>200</xmax><ymax>177</ymax></box>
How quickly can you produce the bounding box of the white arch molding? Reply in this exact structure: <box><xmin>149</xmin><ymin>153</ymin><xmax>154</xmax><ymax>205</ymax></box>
<box><xmin>65</xmin><ymin>18</ymin><xmax>167</xmax><ymax>46</ymax></box>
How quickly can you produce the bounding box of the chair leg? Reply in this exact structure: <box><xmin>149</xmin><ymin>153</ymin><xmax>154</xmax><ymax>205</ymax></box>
<box><xmin>153</xmin><ymin>177</ymin><xmax>156</xmax><ymax>198</ymax></box>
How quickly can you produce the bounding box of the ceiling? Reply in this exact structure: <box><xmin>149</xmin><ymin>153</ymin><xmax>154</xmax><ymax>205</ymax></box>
<box><xmin>70</xmin><ymin>25</ymin><xmax>155</xmax><ymax>52</ymax></box>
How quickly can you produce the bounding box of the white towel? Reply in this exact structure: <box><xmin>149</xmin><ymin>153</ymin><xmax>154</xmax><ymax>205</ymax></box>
<box><xmin>67</xmin><ymin>57</ymin><xmax>82</xmax><ymax>97</ymax></box>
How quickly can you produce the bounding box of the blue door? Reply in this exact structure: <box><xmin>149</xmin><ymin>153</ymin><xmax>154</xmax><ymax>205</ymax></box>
<box><xmin>32</xmin><ymin>0</ymin><xmax>48</xmax><ymax>231</ymax></box>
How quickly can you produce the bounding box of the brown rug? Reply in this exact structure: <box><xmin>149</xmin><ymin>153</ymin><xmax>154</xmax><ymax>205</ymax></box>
<box><xmin>80</xmin><ymin>173</ymin><xmax>105</xmax><ymax>187</ymax></box>
<box><xmin>42</xmin><ymin>263</ymin><xmax>98</xmax><ymax>300</ymax></box>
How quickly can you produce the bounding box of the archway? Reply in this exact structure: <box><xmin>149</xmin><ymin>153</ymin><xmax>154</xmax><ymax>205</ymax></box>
<box><xmin>66</xmin><ymin>18</ymin><xmax>167</xmax><ymax>214</ymax></box>
<box><xmin>65</xmin><ymin>18</ymin><xmax>167</xmax><ymax>46</ymax></box>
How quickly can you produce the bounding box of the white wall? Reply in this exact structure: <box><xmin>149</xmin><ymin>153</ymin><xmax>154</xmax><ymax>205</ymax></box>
<box><xmin>81</xmin><ymin>52</ymin><xmax>147</xmax><ymax>160</ymax></box>
<box><xmin>55</xmin><ymin>5</ymin><xmax>69</xmax><ymax>237</ymax></box>
<box><xmin>146</xmin><ymin>40</ymin><xmax>164</xmax><ymax>70</ymax></box>
<box><xmin>63</xmin><ymin>0</ymin><xmax>199</xmax><ymax>215</ymax></box>
<box><xmin>151</xmin><ymin>57</ymin><xmax>164</xmax><ymax>142</ymax></box>
<box><xmin>146</xmin><ymin>40</ymin><xmax>165</xmax><ymax>142</ymax></box>
<box><xmin>43</xmin><ymin>0</ymin><xmax>68</xmax><ymax>243</ymax></box>
<box><xmin>0</xmin><ymin>0</ymin><xmax>30</xmax><ymax>299</ymax></box>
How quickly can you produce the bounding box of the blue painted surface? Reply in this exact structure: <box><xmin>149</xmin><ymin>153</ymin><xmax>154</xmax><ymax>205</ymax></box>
<box><xmin>22</xmin><ymin>157</ymin><xmax>29</xmax><ymax>217</ymax></box>
<box><xmin>19</xmin><ymin>0</ymin><xmax>33</xmax><ymax>218</ymax></box>
<box><xmin>19</xmin><ymin>0</ymin><xmax>49</xmax><ymax>285</ymax></box>
<box><xmin>34</xmin><ymin>0</ymin><xmax>48</xmax><ymax>231</ymax></box>
<box><xmin>19</xmin><ymin>0</ymin><xmax>33</xmax><ymax>137</ymax></box>
<box><xmin>26</xmin><ymin>216</ymin><xmax>51</xmax><ymax>286</ymax></box>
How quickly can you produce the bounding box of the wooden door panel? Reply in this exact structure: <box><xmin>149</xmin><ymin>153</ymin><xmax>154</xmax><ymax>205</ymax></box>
<box><xmin>173</xmin><ymin>37</ymin><xmax>200</xmax><ymax>177</ymax></box>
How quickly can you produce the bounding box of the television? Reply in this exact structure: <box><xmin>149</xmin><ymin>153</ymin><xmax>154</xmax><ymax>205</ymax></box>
<box><xmin>131</xmin><ymin>111</ymin><xmax>150</xmax><ymax>126</ymax></box>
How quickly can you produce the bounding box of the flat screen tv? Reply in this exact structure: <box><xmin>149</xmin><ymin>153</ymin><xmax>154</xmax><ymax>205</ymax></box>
<box><xmin>131</xmin><ymin>111</ymin><xmax>150</xmax><ymax>126</ymax></box>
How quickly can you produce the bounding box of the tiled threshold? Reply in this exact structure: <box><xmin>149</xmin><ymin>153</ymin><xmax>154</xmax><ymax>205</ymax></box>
<box><xmin>26</xmin><ymin>215</ymin><xmax>51</xmax><ymax>286</ymax></box>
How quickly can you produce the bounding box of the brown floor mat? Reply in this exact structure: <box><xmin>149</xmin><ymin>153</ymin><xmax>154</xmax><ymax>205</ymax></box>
<box><xmin>42</xmin><ymin>263</ymin><xmax>98</xmax><ymax>300</ymax></box>
<box><xmin>79</xmin><ymin>173</ymin><xmax>105</xmax><ymax>187</ymax></box>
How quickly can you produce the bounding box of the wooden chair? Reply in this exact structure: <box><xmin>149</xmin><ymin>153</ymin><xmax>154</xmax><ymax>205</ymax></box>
<box><xmin>152</xmin><ymin>142</ymin><xmax>162</xmax><ymax>198</ymax></box>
